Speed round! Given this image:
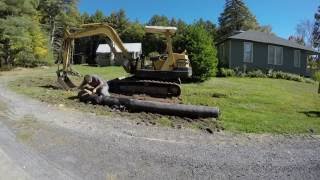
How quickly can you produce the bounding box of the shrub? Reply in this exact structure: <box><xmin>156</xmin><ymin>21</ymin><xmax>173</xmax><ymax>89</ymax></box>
<box><xmin>268</xmin><ymin>71</ymin><xmax>304</xmax><ymax>82</ymax></box>
<box><xmin>305</xmin><ymin>78</ymin><xmax>316</xmax><ymax>84</ymax></box>
<box><xmin>148</xmin><ymin>51</ymin><xmax>160</xmax><ymax>58</ymax></box>
<box><xmin>218</xmin><ymin>68</ymin><xmax>236</xmax><ymax>77</ymax></box>
<box><xmin>234</xmin><ymin>67</ymin><xmax>246</xmax><ymax>77</ymax></box>
<box><xmin>217</xmin><ymin>68</ymin><xmax>311</xmax><ymax>83</ymax></box>
<box><xmin>314</xmin><ymin>71</ymin><xmax>320</xmax><ymax>82</ymax></box>
<box><xmin>174</xmin><ymin>25</ymin><xmax>218</xmax><ymax>81</ymax></box>
<box><xmin>247</xmin><ymin>69</ymin><xmax>267</xmax><ymax>78</ymax></box>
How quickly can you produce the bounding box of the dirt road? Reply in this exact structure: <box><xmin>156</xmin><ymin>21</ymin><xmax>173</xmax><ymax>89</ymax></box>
<box><xmin>0</xmin><ymin>74</ymin><xmax>319</xmax><ymax>180</ymax></box>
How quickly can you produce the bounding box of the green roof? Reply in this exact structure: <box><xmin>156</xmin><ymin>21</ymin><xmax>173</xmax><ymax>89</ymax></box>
<box><xmin>228</xmin><ymin>31</ymin><xmax>318</xmax><ymax>53</ymax></box>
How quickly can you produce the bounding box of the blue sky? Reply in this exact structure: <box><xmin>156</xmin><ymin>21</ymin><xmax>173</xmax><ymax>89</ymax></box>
<box><xmin>79</xmin><ymin>0</ymin><xmax>319</xmax><ymax>39</ymax></box>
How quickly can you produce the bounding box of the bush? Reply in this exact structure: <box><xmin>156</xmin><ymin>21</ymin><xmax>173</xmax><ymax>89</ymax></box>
<box><xmin>247</xmin><ymin>69</ymin><xmax>267</xmax><ymax>78</ymax></box>
<box><xmin>0</xmin><ymin>16</ymin><xmax>52</xmax><ymax>68</ymax></box>
<box><xmin>218</xmin><ymin>68</ymin><xmax>236</xmax><ymax>77</ymax></box>
<box><xmin>148</xmin><ymin>51</ymin><xmax>160</xmax><ymax>58</ymax></box>
<box><xmin>218</xmin><ymin>68</ymin><xmax>310</xmax><ymax>83</ymax></box>
<box><xmin>305</xmin><ymin>78</ymin><xmax>316</xmax><ymax>84</ymax></box>
<box><xmin>174</xmin><ymin>25</ymin><xmax>218</xmax><ymax>81</ymax></box>
<box><xmin>267</xmin><ymin>70</ymin><xmax>304</xmax><ymax>82</ymax></box>
<box><xmin>314</xmin><ymin>71</ymin><xmax>320</xmax><ymax>82</ymax></box>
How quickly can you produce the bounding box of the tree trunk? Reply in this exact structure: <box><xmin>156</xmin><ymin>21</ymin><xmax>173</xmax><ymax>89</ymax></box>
<box><xmin>50</xmin><ymin>21</ymin><xmax>56</xmax><ymax>46</ymax></box>
<box><xmin>5</xmin><ymin>56</ymin><xmax>10</xmax><ymax>65</ymax></box>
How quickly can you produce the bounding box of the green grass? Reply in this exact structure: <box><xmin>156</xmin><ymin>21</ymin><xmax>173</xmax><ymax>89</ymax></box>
<box><xmin>72</xmin><ymin>65</ymin><xmax>129</xmax><ymax>80</ymax></box>
<box><xmin>182</xmin><ymin>77</ymin><xmax>320</xmax><ymax>134</ymax></box>
<box><xmin>7</xmin><ymin>65</ymin><xmax>320</xmax><ymax>134</ymax></box>
<box><xmin>8</xmin><ymin>65</ymin><xmax>221</xmax><ymax>132</ymax></box>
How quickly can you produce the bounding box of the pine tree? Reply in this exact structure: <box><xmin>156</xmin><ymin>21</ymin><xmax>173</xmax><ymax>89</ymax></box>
<box><xmin>107</xmin><ymin>9</ymin><xmax>129</xmax><ymax>36</ymax></box>
<box><xmin>147</xmin><ymin>15</ymin><xmax>170</xmax><ymax>26</ymax></box>
<box><xmin>313</xmin><ymin>6</ymin><xmax>320</xmax><ymax>49</ymax></box>
<box><xmin>218</xmin><ymin>0</ymin><xmax>259</xmax><ymax>40</ymax></box>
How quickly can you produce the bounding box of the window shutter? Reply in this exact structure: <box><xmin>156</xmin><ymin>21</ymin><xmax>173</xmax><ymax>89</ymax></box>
<box><xmin>244</xmin><ymin>42</ymin><xmax>253</xmax><ymax>63</ymax></box>
<box><xmin>294</xmin><ymin>50</ymin><xmax>301</xmax><ymax>68</ymax></box>
<box><xmin>268</xmin><ymin>46</ymin><xmax>275</xmax><ymax>64</ymax></box>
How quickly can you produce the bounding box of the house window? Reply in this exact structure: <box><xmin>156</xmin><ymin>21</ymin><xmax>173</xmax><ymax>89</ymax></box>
<box><xmin>243</xmin><ymin>42</ymin><xmax>253</xmax><ymax>63</ymax></box>
<box><xmin>294</xmin><ymin>50</ymin><xmax>301</xmax><ymax>68</ymax></box>
<box><xmin>268</xmin><ymin>45</ymin><xmax>283</xmax><ymax>65</ymax></box>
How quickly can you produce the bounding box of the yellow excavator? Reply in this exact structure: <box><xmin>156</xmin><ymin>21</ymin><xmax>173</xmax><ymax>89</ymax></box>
<box><xmin>57</xmin><ymin>23</ymin><xmax>192</xmax><ymax>97</ymax></box>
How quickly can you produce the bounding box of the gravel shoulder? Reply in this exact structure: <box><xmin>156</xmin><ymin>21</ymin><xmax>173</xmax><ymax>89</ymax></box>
<box><xmin>0</xmin><ymin>70</ymin><xmax>320</xmax><ymax>180</ymax></box>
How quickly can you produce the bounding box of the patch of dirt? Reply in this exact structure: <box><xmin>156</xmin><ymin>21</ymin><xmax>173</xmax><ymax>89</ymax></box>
<box><xmin>9</xmin><ymin>75</ymin><xmax>222</xmax><ymax>133</ymax></box>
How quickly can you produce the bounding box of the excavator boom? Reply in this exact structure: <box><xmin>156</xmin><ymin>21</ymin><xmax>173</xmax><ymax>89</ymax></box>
<box><xmin>57</xmin><ymin>23</ymin><xmax>135</xmax><ymax>90</ymax></box>
<box><xmin>61</xmin><ymin>23</ymin><xmax>133</xmax><ymax>73</ymax></box>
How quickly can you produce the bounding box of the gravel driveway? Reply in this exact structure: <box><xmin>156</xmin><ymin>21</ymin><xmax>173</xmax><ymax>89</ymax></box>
<box><xmin>0</xmin><ymin>75</ymin><xmax>319</xmax><ymax>180</ymax></box>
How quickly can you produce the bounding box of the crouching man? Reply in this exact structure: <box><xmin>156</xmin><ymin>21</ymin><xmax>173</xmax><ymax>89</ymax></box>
<box><xmin>79</xmin><ymin>74</ymin><xmax>110</xmax><ymax>97</ymax></box>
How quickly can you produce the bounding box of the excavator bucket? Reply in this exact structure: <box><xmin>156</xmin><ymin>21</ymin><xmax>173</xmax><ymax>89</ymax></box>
<box><xmin>57</xmin><ymin>73</ymin><xmax>77</xmax><ymax>90</ymax></box>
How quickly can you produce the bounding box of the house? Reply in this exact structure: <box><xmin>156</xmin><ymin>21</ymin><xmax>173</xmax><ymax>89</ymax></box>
<box><xmin>217</xmin><ymin>31</ymin><xmax>318</xmax><ymax>76</ymax></box>
<box><xmin>95</xmin><ymin>43</ymin><xmax>142</xmax><ymax>66</ymax></box>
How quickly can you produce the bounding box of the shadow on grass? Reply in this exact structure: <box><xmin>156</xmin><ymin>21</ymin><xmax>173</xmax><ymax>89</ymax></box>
<box><xmin>301</xmin><ymin>111</ymin><xmax>320</xmax><ymax>118</ymax></box>
<box><xmin>67</xmin><ymin>96</ymin><xmax>78</xmax><ymax>100</ymax></box>
<box><xmin>39</xmin><ymin>85</ymin><xmax>60</xmax><ymax>90</ymax></box>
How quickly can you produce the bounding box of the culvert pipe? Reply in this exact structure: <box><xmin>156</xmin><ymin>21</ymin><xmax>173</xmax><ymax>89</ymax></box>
<box><xmin>78</xmin><ymin>93</ymin><xmax>219</xmax><ymax>118</ymax></box>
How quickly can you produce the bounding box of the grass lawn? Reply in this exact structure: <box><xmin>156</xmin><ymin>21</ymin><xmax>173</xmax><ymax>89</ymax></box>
<box><xmin>182</xmin><ymin>78</ymin><xmax>320</xmax><ymax>134</ymax></box>
<box><xmin>7</xmin><ymin>65</ymin><xmax>320</xmax><ymax>134</ymax></box>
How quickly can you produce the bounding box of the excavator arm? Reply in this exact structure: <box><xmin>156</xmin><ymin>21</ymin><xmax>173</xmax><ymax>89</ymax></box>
<box><xmin>57</xmin><ymin>23</ymin><xmax>135</xmax><ymax>89</ymax></box>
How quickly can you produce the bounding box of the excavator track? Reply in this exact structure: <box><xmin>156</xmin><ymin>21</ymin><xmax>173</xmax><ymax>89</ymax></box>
<box><xmin>108</xmin><ymin>78</ymin><xmax>181</xmax><ymax>98</ymax></box>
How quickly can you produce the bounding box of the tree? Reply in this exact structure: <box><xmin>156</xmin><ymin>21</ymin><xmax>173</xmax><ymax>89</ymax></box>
<box><xmin>294</xmin><ymin>20</ymin><xmax>314</xmax><ymax>47</ymax></box>
<box><xmin>0</xmin><ymin>0</ymin><xmax>50</xmax><ymax>67</ymax></box>
<box><xmin>89</xmin><ymin>10</ymin><xmax>106</xmax><ymax>23</ymax></box>
<box><xmin>81</xmin><ymin>12</ymin><xmax>90</xmax><ymax>24</ymax></box>
<box><xmin>195</xmin><ymin>18</ymin><xmax>217</xmax><ymax>41</ymax></box>
<box><xmin>313</xmin><ymin>6</ymin><xmax>320</xmax><ymax>49</ymax></box>
<box><xmin>147</xmin><ymin>15</ymin><xmax>170</xmax><ymax>26</ymax></box>
<box><xmin>0</xmin><ymin>0</ymin><xmax>38</xmax><ymax>17</ymax></box>
<box><xmin>258</xmin><ymin>25</ymin><xmax>273</xmax><ymax>34</ymax></box>
<box><xmin>122</xmin><ymin>22</ymin><xmax>145</xmax><ymax>43</ymax></box>
<box><xmin>175</xmin><ymin>25</ymin><xmax>218</xmax><ymax>80</ymax></box>
<box><xmin>288</xmin><ymin>35</ymin><xmax>306</xmax><ymax>46</ymax></box>
<box><xmin>314</xmin><ymin>71</ymin><xmax>320</xmax><ymax>93</ymax></box>
<box><xmin>217</xmin><ymin>0</ymin><xmax>259</xmax><ymax>41</ymax></box>
<box><xmin>143</xmin><ymin>15</ymin><xmax>172</xmax><ymax>55</ymax></box>
<box><xmin>38</xmin><ymin>0</ymin><xmax>64</xmax><ymax>45</ymax></box>
<box><xmin>37</xmin><ymin>0</ymin><xmax>80</xmax><ymax>62</ymax></box>
<box><xmin>107</xmin><ymin>9</ymin><xmax>129</xmax><ymax>36</ymax></box>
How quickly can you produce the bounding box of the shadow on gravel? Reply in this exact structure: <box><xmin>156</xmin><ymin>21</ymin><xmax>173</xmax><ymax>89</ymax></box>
<box><xmin>301</xmin><ymin>111</ymin><xmax>320</xmax><ymax>118</ymax></box>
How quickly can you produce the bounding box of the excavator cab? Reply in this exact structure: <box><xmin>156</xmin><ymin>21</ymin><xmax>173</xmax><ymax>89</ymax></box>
<box><xmin>133</xmin><ymin>26</ymin><xmax>192</xmax><ymax>81</ymax></box>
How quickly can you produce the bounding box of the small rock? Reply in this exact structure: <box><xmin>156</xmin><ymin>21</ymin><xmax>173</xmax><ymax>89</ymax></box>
<box><xmin>150</xmin><ymin>122</ymin><xmax>156</xmax><ymax>125</ymax></box>
<box><xmin>59</xmin><ymin>104</ymin><xmax>65</xmax><ymax>107</ymax></box>
<box><xmin>309</xmin><ymin>128</ymin><xmax>315</xmax><ymax>133</ymax></box>
<box><xmin>206</xmin><ymin>128</ymin><xmax>213</xmax><ymax>134</ymax></box>
<box><xmin>41</xmin><ymin>66</ymin><xmax>49</xmax><ymax>69</ymax></box>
